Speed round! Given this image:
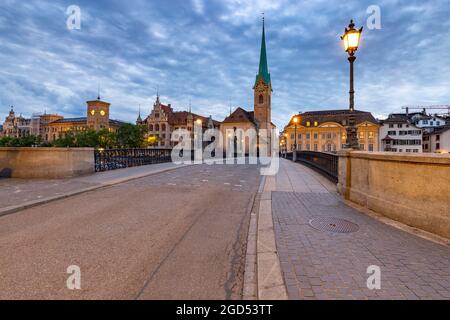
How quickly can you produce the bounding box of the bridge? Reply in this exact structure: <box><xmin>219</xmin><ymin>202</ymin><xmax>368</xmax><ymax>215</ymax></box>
<box><xmin>0</xmin><ymin>148</ymin><xmax>449</xmax><ymax>299</ymax></box>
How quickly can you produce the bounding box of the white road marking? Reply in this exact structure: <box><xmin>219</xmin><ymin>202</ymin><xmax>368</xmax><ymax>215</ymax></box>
<box><xmin>224</xmin><ymin>183</ymin><xmax>230</xmax><ymax>185</ymax></box>
<box><xmin>234</xmin><ymin>185</ymin><xmax>243</xmax><ymax>187</ymax></box>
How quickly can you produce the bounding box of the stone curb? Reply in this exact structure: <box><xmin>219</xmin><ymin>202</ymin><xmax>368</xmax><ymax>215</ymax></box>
<box><xmin>0</xmin><ymin>164</ymin><xmax>192</xmax><ymax>218</ymax></box>
<box><xmin>256</xmin><ymin>176</ymin><xmax>288</xmax><ymax>300</ymax></box>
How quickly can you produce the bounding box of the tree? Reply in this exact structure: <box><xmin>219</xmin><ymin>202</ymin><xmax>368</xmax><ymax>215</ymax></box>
<box><xmin>0</xmin><ymin>135</ymin><xmax>42</xmax><ymax>147</ymax></box>
<box><xmin>53</xmin><ymin>131</ymin><xmax>76</xmax><ymax>148</ymax></box>
<box><xmin>116</xmin><ymin>124</ymin><xmax>146</xmax><ymax>148</ymax></box>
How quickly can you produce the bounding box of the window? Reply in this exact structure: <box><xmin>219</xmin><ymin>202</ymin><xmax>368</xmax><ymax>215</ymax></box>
<box><xmin>398</xmin><ymin>124</ymin><xmax>403</xmax><ymax>128</ymax></box>
<box><xmin>359</xmin><ymin>132</ymin><xmax>365</xmax><ymax>139</ymax></box>
<box><xmin>162</xmin><ymin>124</ymin><xmax>166</xmax><ymax>131</ymax></box>
<box><xmin>436</xmin><ymin>143</ymin><xmax>440</xmax><ymax>149</ymax></box>
<box><xmin>436</xmin><ymin>135</ymin><xmax>440</xmax><ymax>141</ymax></box>
<box><xmin>327</xmin><ymin>133</ymin><xmax>332</xmax><ymax>139</ymax></box>
<box><xmin>368</xmin><ymin>144</ymin><xmax>374</xmax><ymax>152</ymax></box>
<box><xmin>314</xmin><ymin>133</ymin><xmax>318</xmax><ymax>139</ymax></box>
<box><xmin>388</xmin><ymin>131</ymin><xmax>396</xmax><ymax>135</ymax></box>
<box><xmin>368</xmin><ymin>132</ymin><xmax>375</xmax><ymax>139</ymax></box>
<box><xmin>430</xmin><ymin>121</ymin><xmax>434</xmax><ymax>126</ymax></box>
<box><xmin>291</xmin><ymin>134</ymin><xmax>294</xmax><ymax>139</ymax></box>
<box><xmin>437</xmin><ymin>121</ymin><xmax>441</xmax><ymax>126</ymax></box>
<box><xmin>155</xmin><ymin>124</ymin><xmax>160</xmax><ymax>131</ymax></box>
<box><xmin>306</xmin><ymin>121</ymin><xmax>311</xmax><ymax>127</ymax></box>
<box><xmin>306</xmin><ymin>133</ymin><xmax>310</xmax><ymax>139</ymax></box>
<box><xmin>149</xmin><ymin>124</ymin><xmax>154</xmax><ymax>131</ymax></box>
<box><xmin>314</xmin><ymin>121</ymin><xmax>318</xmax><ymax>127</ymax></box>
<box><xmin>298</xmin><ymin>134</ymin><xmax>302</xmax><ymax>139</ymax></box>
<box><xmin>306</xmin><ymin>144</ymin><xmax>310</xmax><ymax>150</ymax></box>
<box><xmin>388</xmin><ymin>124</ymin><xmax>394</xmax><ymax>128</ymax></box>
<box><xmin>314</xmin><ymin>144</ymin><xmax>318</xmax><ymax>151</ymax></box>
<box><xmin>259</xmin><ymin>94</ymin><xmax>264</xmax><ymax>104</ymax></box>
<box><xmin>360</xmin><ymin>144</ymin><xmax>365</xmax><ymax>150</ymax></box>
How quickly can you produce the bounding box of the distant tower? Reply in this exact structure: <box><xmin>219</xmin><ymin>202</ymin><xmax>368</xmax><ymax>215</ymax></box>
<box><xmin>253</xmin><ymin>16</ymin><xmax>272</xmax><ymax>132</ymax></box>
<box><xmin>136</xmin><ymin>105</ymin><xmax>143</xmax><ymax>125</ymax></box>
<box><xmin>87</xmin><ymin>95</ymin><xmax>110</xmax><ymax>131</ymax></box>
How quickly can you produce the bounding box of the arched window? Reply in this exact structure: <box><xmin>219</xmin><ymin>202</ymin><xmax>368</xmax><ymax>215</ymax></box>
<box><xmin>149</xmin><ymin>124</ymin><xmax>154</xmax><ymax>131</ymax></box>
<box><xmin>155</xmin><ymin>124</ymin><xmax>160</xmax><ymax>132</ymax></box>
<box><xmin>162</xmin><ymin>124</ymin><xmax>166</xmax><ymax>131</ymax></box>
<box><xmin>259</xmin><ymin>94</ymin><xmax>264</xmax><ymax>104</ymax></box>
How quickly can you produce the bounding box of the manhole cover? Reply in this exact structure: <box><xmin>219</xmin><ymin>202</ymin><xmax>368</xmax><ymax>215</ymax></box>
<box><xmin>309</xmin><ymin>217</ymin><xmax>359</xmax><ymax>233</ymax></box>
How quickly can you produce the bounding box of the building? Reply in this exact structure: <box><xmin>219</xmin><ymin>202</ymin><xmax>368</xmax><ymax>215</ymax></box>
<box><xmin>409</xmin><ymin>111</ymin><xmax>448</xmax><ymax>133</ymax></box>
<box><xmin>379</xmin><ymin>113</ymin><xmax>423</xmax><ymax>153</ymax></box>
<box><xmin>1</xmin><ymin>97</ymin><xmax>127</xmax><ymax>142</ymax></box>
<box><xmin>140</xmin><ymin>94</ymin><xmax>221</xmax><ymax>149</ymax></box>
<box><xmin>423</xmin><ymin>124</ymin><xmax>450</xmax><ymax>153</ymax></box>
<box><xmin>1</xmin><ymin>107</ymin><xmax>31</xmax><ymax>138</ymax></box>
<box><xmin>220</xmin><ymin>18</ymin><xmax>276</xmax><ymax>155</ymax></box>
<box><xmin>283</xmin><ymin>110</ymin><xmax>380</xmax><ymax>153</ymax></box>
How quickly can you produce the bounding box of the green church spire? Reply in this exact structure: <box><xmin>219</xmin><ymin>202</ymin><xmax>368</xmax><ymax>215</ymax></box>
<box><xmin>255</xmin><ymin>16</ymin><xmax>271</xmax><ymax>86</ymax></box>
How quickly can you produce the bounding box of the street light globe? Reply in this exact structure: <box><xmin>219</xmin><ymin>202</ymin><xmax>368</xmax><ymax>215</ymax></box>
<box><xmin>341</xmin><ymin>20</ymin><xmax>362</xmax><ymax>54</ymax></box>
<box><xmin>196</xmin><ymin>119</ymin><xmax>202</xmax><ymax>125</ymax></box>
<box><xmin>293</xmin><ymin>116</ymin><xmax>299</xmax><ymax>124</ymax></box>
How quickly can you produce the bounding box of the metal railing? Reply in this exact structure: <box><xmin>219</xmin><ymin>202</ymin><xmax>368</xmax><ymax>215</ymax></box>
<box><xmin>94</xmin><ymin>148</ymin><xmax>172</xmax><ymax>172</ymax></box>
<box><xmin>293</xmin><ymin>151</ymin><xmax>338</xmax><ymax>183</ymax></box>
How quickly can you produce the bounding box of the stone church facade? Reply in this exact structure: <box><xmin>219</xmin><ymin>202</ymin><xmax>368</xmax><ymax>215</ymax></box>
<box><xmin>220</xmin><ymin>19</ymin><xmax>276</xmax><ymax>155</ymax></box>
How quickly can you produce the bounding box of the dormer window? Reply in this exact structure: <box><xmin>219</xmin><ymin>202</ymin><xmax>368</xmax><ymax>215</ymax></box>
<box><xmin>314</xmin><ymin>121</ymin><xmax>318</xmax><ymax>127</ymax></box>
<box><xmin>306</xmin><ymin>121</ymin><xmax>311</xmax><ymax>127</ymax></box>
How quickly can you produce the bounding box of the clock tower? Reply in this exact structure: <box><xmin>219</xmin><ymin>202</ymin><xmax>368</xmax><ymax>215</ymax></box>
<box><xmin>87</xmin><ymin>96</ymin><xmax>110</xmax><ymax>131</ymax></box>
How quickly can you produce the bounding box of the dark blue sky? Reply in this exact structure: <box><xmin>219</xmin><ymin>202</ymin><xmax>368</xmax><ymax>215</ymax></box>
<box><xmin>0</xmin><ymin>0</ymin><xmax>449</xmax><ymax>128</ymax></box>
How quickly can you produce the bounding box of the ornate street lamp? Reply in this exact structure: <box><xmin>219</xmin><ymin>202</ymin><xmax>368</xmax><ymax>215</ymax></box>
<box><xmin>341</xmin><ymin>19</ymin><xmax>363</xmax><ymax>149</ymax></box>
<box><xmin>293</xmin><ymin>116</ymin><xmax>299</xmax><ymax>151</ymax></box>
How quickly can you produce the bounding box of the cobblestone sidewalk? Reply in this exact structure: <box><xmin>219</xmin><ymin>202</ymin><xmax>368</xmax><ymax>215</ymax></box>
<box><xmin>272</xmin><ymin>159</ymin><xmax>450</xmax><ymax>300</ymax></box>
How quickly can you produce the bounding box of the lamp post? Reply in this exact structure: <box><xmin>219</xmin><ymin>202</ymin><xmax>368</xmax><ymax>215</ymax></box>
<box><xmin>293</xmin><ymin>116</ymin><xmax>299</xmax><ymax>161</ymax></box>
<box><xmin>284</xmin><ymin>133</ymin><xmax>288</xmax><ymax>156</ymax></box>
<box><xmin>341</xmin><ymin>20</ymin><xmax>363</xmax><ymax>149</ymax></box>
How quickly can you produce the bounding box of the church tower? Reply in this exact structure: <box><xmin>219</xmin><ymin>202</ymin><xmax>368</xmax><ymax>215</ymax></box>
<box><xmin>253</xmin><ymin>17</ymin><xmax>272</xmax><ymax>132</ymax></box>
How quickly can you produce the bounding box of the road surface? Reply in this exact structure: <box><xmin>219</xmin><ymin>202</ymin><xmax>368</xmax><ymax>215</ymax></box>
<box><xmin>0</xmin><ymin>164</ymin><xmax>261</xmax><ymax>299</ymax></box>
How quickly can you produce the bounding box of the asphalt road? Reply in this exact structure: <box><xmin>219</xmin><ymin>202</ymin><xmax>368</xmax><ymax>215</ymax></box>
<box><xmin>0</xmin><ymin>164</ymin><xmax>261</xmax><ymax>300</ymax></box>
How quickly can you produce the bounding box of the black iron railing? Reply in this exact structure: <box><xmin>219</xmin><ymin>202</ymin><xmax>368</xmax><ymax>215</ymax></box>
<box><xmin>293</xmin><ymin>151</ymin><xmax>338</xmax><ymax>183</ymax></box>
<box><xmin>94</xmin><ymin>148</ymin><xmax>172</xmax><ymax>172</ymax></box>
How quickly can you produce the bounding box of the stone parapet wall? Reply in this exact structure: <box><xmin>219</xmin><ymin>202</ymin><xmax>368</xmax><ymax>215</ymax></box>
<box><xmin>337</xmin><ymin>151</ymin><xmax>450</xmax><ymax>239</ymax></box>
<box><xmin>0</xmin><ymin>148</ymin><xmax>94</xmax><ymax>179</ymax></box>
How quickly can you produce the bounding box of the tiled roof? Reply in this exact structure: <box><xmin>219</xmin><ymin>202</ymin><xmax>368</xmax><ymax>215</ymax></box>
<box><xmin>50</xmin><ymin>117</ymin><xmax>87</xmax><ymax>124</ymax></box>
<box><xmin>287</xmin><ymin>109</ymin><xmax>378</xmax><ymax>127</ymax></box>
<box><xmin>223</xmin><ymin>107</ymin><xmax>255</xmax><ymax>124</ymax></box>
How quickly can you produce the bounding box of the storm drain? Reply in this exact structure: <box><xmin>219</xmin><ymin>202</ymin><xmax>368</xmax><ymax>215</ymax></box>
<box><xmin>309</xmin><ymin>217</ymin><xmax>359</xmax><ymax>233</ymax></box>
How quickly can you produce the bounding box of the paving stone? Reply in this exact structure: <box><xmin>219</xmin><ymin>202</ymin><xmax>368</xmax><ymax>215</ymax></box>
<box><xmin>271</xmin><ymin>160</ymin><xmax>450</xmax><ymax>300</ymax></box>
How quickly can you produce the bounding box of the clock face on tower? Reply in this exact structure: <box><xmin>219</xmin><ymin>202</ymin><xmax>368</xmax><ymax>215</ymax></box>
<box><xmin>100</xmin><ymin>110</ymin><xmax>106</xmax><ymax>116</ymax></box>
<box><xmin>90</xmin><ymin>110</ymin><xmax>95</xmax><ymax>116</ymax></box>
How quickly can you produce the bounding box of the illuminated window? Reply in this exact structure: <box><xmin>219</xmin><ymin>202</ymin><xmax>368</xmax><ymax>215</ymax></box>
<box><xmin>359</xmin><ymin>132</ymin><xmax>365</xmax><ymax>139</ymax></box>
<box><xmin>306</xmin><ymin>121</ymin><xmax>311</xmax><ymax>127</ymax></box>
<box><xmin>368</xmin><ymin>132</ymin><xmax>375</xmax><ymax>139</ymax></box>
<box><xmin>314</xmin><ymin>121</ymin><xmax>318</xmax><ymax>127</ymax></box>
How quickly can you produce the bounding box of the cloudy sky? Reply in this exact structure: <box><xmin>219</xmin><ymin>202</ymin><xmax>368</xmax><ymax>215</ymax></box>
<box><xmin>0</xmin><ymin>0</ymin><xmax>449</xmax><ymax>129</ymax></box>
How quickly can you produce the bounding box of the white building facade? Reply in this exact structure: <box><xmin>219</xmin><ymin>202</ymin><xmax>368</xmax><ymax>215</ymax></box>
<box><xmin>379</xmin><ymin>114</ymin><xmax>423</xmax><ymax>153</ymax></box>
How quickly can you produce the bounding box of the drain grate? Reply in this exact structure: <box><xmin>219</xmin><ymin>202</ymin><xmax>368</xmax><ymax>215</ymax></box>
<box><xmin>309</xmin><ymin>217</ymin><xmax>359</xmax><ymax>233</ymax></box>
